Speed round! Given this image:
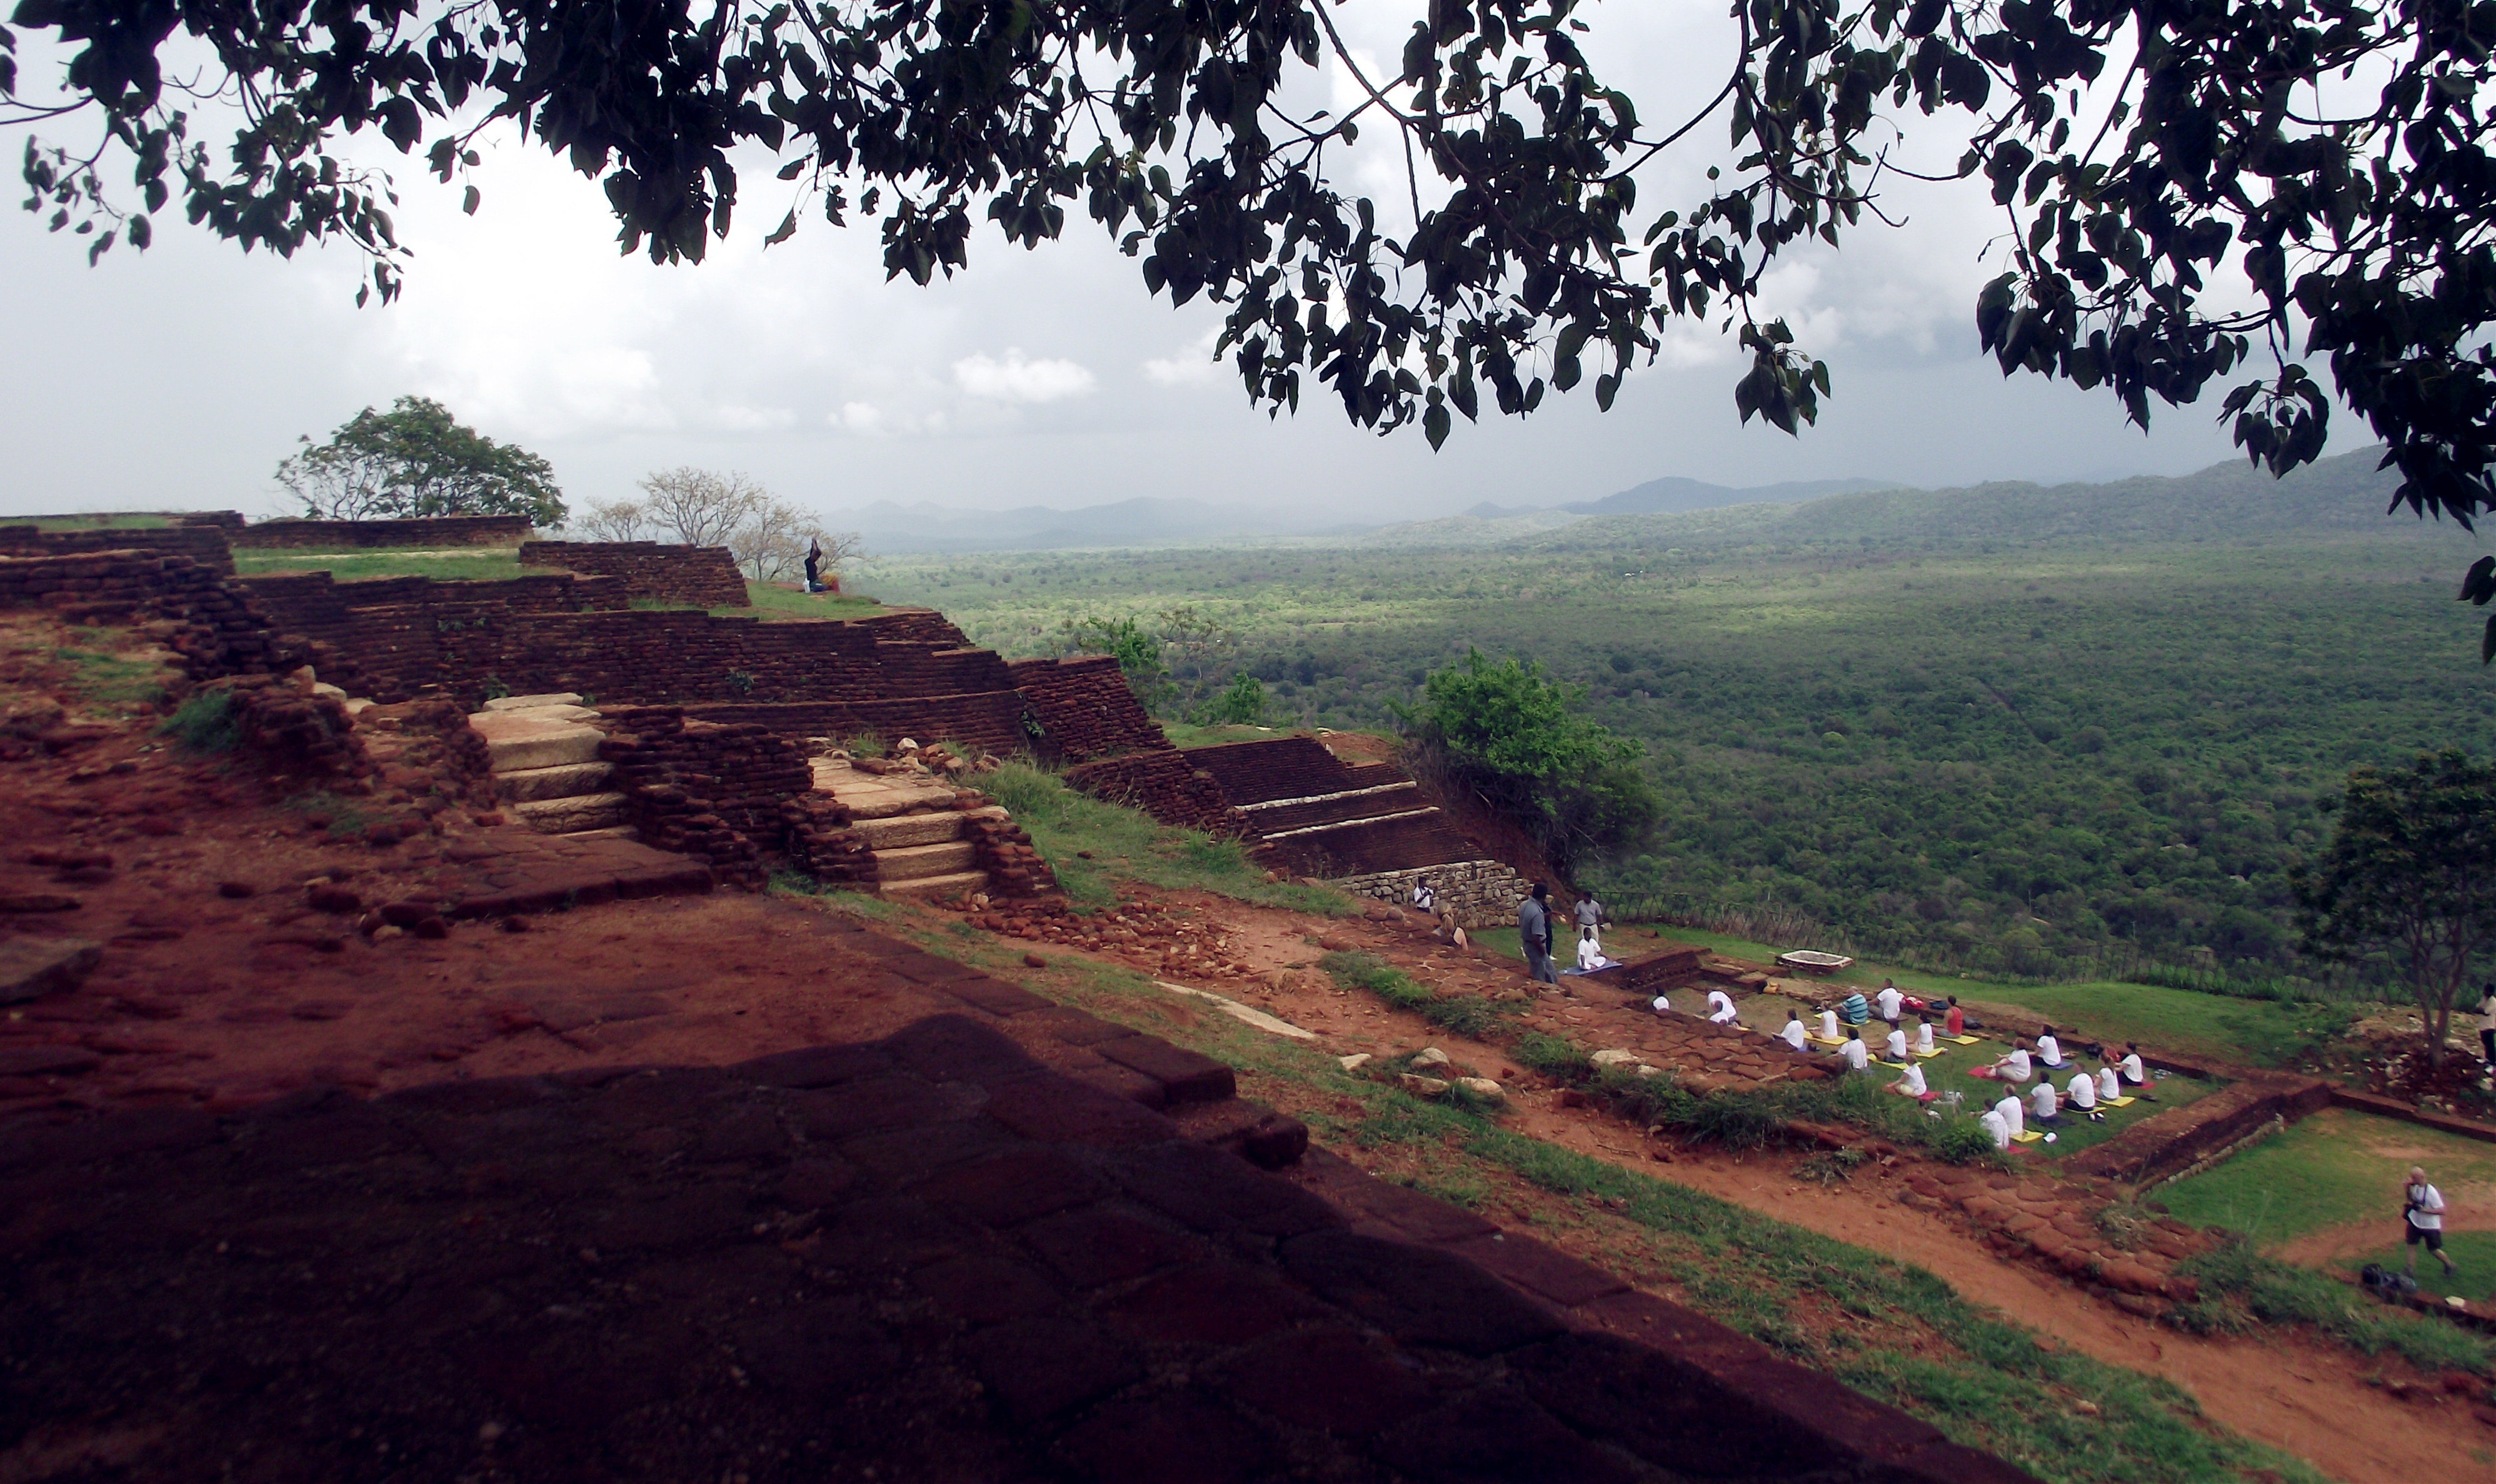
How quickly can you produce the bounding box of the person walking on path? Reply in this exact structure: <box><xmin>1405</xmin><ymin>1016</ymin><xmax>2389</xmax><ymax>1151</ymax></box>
<box><xmin>1519</xmin><ymin>883</ymin><xmax>1558</xmax><ymax>985</ymax></box>
<box><xmin>2405</xmin><ymin>1165</ymin><xmax>2458</xmax><ymax>1279</ymax></box>
<box><xmin>1574</xmin><ymin>892</ymin><xmax>1605</xmax><ymax>953</ymax></box>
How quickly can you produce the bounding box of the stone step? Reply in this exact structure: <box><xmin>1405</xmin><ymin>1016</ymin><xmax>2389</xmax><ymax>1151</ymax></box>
<box><xmin>483</xmin><ymin>693</ymin><xmax>584</xmax><ymax>711</ymax></box>
<box><xmin>512</xmin><ymin>792</ymin><xmax>632</xmax><ymax>833</ymax></box>
<box><xmin>494</xmin><ymin>760</ymin><xmax>614</xmax><ymax>802</ymax></box>
<box><xmin>878</xmin><ymin>869</ymin><xmax>990</xmax><ymax>900</ymax></box>
<box><xmin>874</xmin><ymin>841</ymin><xmax>978</xmax><ymax>881</ymax></box>
<box><xmin>559</xmin><ymin>825</ymin><xmax>640</xmax><ymax>842</ymax></box>
<box><xmin>853</xmin><ymin>811</ymin><xmax>968</xmax><ymax>850</ymax></box>
<box><xmin>472</xmin><ymin>713</ymin><xmax>606</xmax><ymax>771</ymax></box>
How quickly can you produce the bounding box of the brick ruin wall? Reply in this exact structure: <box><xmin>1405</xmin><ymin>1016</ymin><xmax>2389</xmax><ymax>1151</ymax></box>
<box><xmin>1323</xmin><ymin>859</ymin><xmax>1535</xmax><ymax>929</ymax></box>
<box><xmin>683</xmin><ymin>694</ymin><xmax>1033</xmax><ymax>759</ymax></box>
<box><xmin>1185</xmin><ymin>735</ymin><xmax>1353</xmax><ymax>803</ymax></box>
<box><xmin>518</xmin><ymin>540</ymin><xmax>751</xmax><ymax>608</ymax></box>
<box><xmin>1007</xmin><ymin>656</ymin><xmax>1168</xmax><ymax>763</ymax></box>
<box><xmin>1060</xmin><ymin>751</ymin><xmax>1246</xmax><ymax>837</ymax></box>
<box><xmin>231</xmin><ymin>515</ymin><xmax>534</xmax><ymax>549</ymax></box>
<box><xmin>597</xmin><ymin>707</ymin><xmax>817</xmax><ymax>890</ymax></box>
<box><xmin>1254</xmin><ymin>811</ymin><xmax>1484</xmax><ymax>881</ymax></box>
<box><xmin>0</xmin><ymin>523</ymin><xmax>236</xmax><ymax>576</ymax></box>
<box><xmin>2064</xmin><ymin>1073</ymin><xmax>2335</xmax><ymax>1187</ymax></box>
<box><xmin>0</xmin><ymin>549</ymin><xmax>298</xmax><ymax>680</ymax></box>
<box><xmin>237</xmin><ymin>571</ymin><xmax>631</xmax><ymax>700</ymax></box>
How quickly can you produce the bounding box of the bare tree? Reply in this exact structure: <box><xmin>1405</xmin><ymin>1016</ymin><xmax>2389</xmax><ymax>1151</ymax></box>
<box><xmin>571</xmin><ymin>498</ymin><xmax>652</xmax><ymax>543</ymax></box>
<box><xmin>729</xmin><ymin>499</ymin><xmax>867</xmax><ymax>583</ymax></box>
<box><xmin>635</xmin><ymin>468</ymin><xmax>767</xmax><ymax>548</ymax></box>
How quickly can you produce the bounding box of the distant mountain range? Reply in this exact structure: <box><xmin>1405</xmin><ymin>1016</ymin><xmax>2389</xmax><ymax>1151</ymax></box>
<box><xmin>832</xmin><ymin>452</ymin><xmax>2436</xmax><ymax>554</ymax></box>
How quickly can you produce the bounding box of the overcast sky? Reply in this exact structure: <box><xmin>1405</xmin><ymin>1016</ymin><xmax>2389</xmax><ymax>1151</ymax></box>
<box><xmin>0</xmin><ymin>3</ymin><xmax>2290</xmax><ymax>527</ymax></box>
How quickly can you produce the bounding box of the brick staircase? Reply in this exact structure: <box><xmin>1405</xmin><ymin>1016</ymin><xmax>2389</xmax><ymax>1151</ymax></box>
<box><xmin>468</xmin><ymin>693</ymin><xmax>636</xmax><ymax>841</ymax></box>
<box><xmin>809</xmin><ymin>754</ymin><xmax>994</xmax><ymax>899</ymax></box>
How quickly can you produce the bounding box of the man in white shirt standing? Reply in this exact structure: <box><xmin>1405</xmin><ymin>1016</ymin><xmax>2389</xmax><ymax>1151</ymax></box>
<box><xmin>2405</xmin><ymin>1165</ymin><xmax>2458</xmax><ymax>1278</ymax></box>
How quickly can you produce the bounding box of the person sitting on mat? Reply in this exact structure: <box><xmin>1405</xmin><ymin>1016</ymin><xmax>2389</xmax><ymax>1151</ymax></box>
<box><xmin>1978</xmin><ymin>1106</ymin><xmax>2012</xmax><ymax>1149</ymax></box>
<box><xmin>2030</xmin><ymin>1076</ymin><xmax>2062</xmax><ymax>1128</ymax></box>
<box><xmin>1838</xmin><ymin>990</ymin><xmax>1872</xmax><ymax>1026</ymax></box>
<box><xmin>2118</xmin><ymin>1043</ymin><xmax>2158</xmax><ymax>1101</ymax></box>
<box><xmin>1650</xmin><ymin>994</ymin><xmax>1672</xmax><ymax>1015</ymax></box>
<box><xmin>1892</xmin><ymin>1061</ymin><xmax>1935</xmax><ymax>1101</ymax></box>
<box><xmin>1780</xmin><ymin>1010</ymin><xmax>1809</xmax><ymax>1051</ymax></box>
<box><xmin>1944</xmin><ymin>997</ymin><xmax>1966</xmax><ymax>1037</ymax></box>
<box><xmin>1833</xmin><ymin>1025</ymin><xmax>1870</xmax><ymax>1073</ymax></box>
<box><xmin>1993</xmin><ymin>1089</ymin><xmax>2026</xmax><ymax>1141</ymax></box>
<box><xmin>2037</xmin><ymin>1026</ymin><xmax>2067</xmax><ymax>1068</ymax></box>
<box><xmin>1877</xmin><ymin>981</ymin><xmax>1904</xmax><ymax>1023</ymax></box>
<box><xmin>1973</xmin><ymin>1039</ymin><xmax>2033</xmax><ymax>1083</ymax></box>
<box><xmin>1576</xmin><ymin>928</ymin><xmax>1607</xmax><ymax>972</ymax></box>
<box><xmin>1912</xmin><ymin>1016</ymin><xmax>1935</xmax><ymax>1056</ymax></box>
<box><xmin>2096</xmin><ymin>1060</ymin><xmax>2122</xmax><ymax>1104</ymax></box>
<box><xmin>1816</xmin><ymin>1006</ymin><xmax>1840</xmax><ymax>1041</ymax></box>
<box><xmin>1705</xmin><ymin>988</ymin><xmax>1740</xmax><ymax>1025</ymax></box>
<box><xmin>1883</xmin><ymin>1023</ymin><xmax>1910</xmax><ymax>1063</ymax></box>
<box><xmin>2067</xmin><ymin>1068</ymin><xmax>2103</xmax><ymax>1121</ymax></box>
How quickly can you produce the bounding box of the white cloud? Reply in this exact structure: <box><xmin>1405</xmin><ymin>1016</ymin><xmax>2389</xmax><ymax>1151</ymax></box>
<box><xmin>1145</xmin><ymin>326</ymin><xmax>1225</xmax><ymax>386</ymax></box>
<box><xmin>951</xmin><ymin>349</ymin><xmax>1096</xmax><ymax>403</ymax></box>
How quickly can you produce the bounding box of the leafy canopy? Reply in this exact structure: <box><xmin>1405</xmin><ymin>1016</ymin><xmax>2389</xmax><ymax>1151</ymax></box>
<box><xmin>274</xmin><ymin>395</ymin><xmax>563</xmax><ymax>526</ymax></box>
<box><xmin>1398</xmin><ymin>649</ymin><xmax>1654</xmax><ymax>871</ymax></box>
<box><xmin>14</xmin><ymin>0</ymin><xmax>2496</xmax><ymax>626</ymax></box>
<box><xmin>2296</xmin><ymin>750</ymin><xmax>2496</xmax><ymax>1067</ymax></box>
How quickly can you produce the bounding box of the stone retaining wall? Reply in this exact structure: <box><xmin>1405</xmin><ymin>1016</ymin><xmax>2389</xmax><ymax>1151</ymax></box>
<box><xmin>2063</xmin><ymin>1072</ymin><xmax>2333</xmax><ymax>1186</ymax></box>
<box><xmin>1060</xmin><ymin>750</ymin><xmax>1245</xmax><ymax>836</ymax></box>
<box><xmin>1008</xmin><ymin>656</ymin><xmax>1168</xmax><ymax>762</ymax></box>
<box><xmin>0</xmin><ymin>549</ymin><xmax>297</xmax><ymax>679</ymax></box>
<box><xmin>231</xmin><ymin>514</ymin><xmax>533</xmax><ymax>549</ymax></box>
<box><xmin>0</xmin><ymin>522</ymin><xmax>236</xmax><ymax>575</ymax></box>
<box><xmin>596</xmin><ymin>707</ymin><xmax>817</xmax><ymax>890</ymax></box>
<box><xmin>684</xmin><ymin>693</ymin><xmax>1034</xmax><ymax>760</ymax></box>
<box><xmin>518</xmin><ymin>540</ymin><xmax>750</xmax><ymax>608</ymax></box>
<box><xmin>2329</xmin><ymin>1086</ymin><xmax>2496</xmax><ymax>1144</ymax></box>
<box><xmin>1323</xmin><ymin>860</ymin><xmax>1533</xmax><ymax>930</ymax></box>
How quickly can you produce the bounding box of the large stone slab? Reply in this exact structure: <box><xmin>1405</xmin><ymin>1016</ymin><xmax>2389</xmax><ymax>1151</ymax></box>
<box><xmin>512</xmin><ymin>792</ymin><xmax>633</xmax><ymax>832</ymax></box>
<box><xmin>0</xmin><ymin>935</ymin><xmax>102</xmax><ymax>1003</ymax></box>
<box><xmin>494</xmin><ymin>760</ymin><xmax>614</xmax><ymax>801</ymax></box>
<box><xmin>853</xmin><ymin>813</ymin><xmax>966</xmax><ymax>850</ymax></box>
<box><xmin>481</xmin><ymin>692</ymin><xmax>584</xmax><ymax>710</ymax></box>
<box><xmin>471</xmin><ymin>712</ymin><xmax>606</xmax><ymax>771</ymax></box>
<box><xmin>876</xmin><ymin>841</ymin><xmax>978</xmax><ymax>881</ymax></box>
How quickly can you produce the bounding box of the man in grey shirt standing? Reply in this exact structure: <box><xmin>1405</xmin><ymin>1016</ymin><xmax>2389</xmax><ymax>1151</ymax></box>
<box><xmin>1574</xmin><ymin>891</ymin><xmax>1604</xmax><ymax>953</ymax></box>
<box><xmin>1520</xmin><ymin>882</ymin><xmax>1557</xmax><ymax>985</ymax></box>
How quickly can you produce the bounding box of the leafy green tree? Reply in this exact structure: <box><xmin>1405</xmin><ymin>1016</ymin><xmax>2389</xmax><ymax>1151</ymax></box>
<box><xmin>274</xmin><ymin>396</ymin><xmax>564</xmax><ymax>526</ymax></box>
<box><xmin>19</xmin><ymin>0</ymin><xmax>2496</xmax><ymax>630</ymax></box>
<box><xmin>1060</xmin><ymin>615</ymin><xmax>1173</xmax><ymax>716</ymax></box>
<box><xmin>1396</xmin><ymin>649</ymin><xmax>1656</xmax><ymax>871</ymax></box>
<box><xmin>1196</xmin><ymin>673</ymin><xmax>1268</xmax><ymax>727</ymax></box>
<box><xmin>2296</xmin><ymin>750</ymin><xmax>2496</xmax><ymax>1069</ymax></box>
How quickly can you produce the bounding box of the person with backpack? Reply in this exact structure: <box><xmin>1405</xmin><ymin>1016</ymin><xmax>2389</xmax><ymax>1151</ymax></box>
<box><xmin>2406</xmin><ymin>1165</ymin><xmax>2458</xmax><ymax>1279</ymax></box>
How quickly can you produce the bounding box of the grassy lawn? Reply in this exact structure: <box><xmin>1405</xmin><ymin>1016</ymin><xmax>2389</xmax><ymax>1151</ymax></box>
<box><xmin>776</xmin><ymin>888</ymin><xmax>2331</xmax><ymax>1484</ymax></box>
<box><xmin>1159</xmin><ymin>720</ymin><xmax>1291</xmax><ymax>748</ymax></box>
<box><xmin>739</xmin><ymin>582</ymin><xmax>888</xmax><ymax>620</ymax></box>
<box><xmin>233</xmin><ymin>548</ymin><xmax>526</xmax><ymax>582</ymax></box>
<box><xmin>2163</xmin><ymin>1107</ymin><xmax>2496</xmax><ymax>1251</ymax></box>
<box><xmin>1598</xmin><ymin>925</ymin><xmax>2353</xmax><ymax>1071</ymax></box>
<box><xmin>979</xmin><ymin>761</ymin><xmax>1355</xmax><ymax>916</ymax></box>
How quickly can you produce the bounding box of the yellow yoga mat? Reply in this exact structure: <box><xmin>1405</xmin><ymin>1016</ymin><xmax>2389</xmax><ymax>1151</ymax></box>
<box><xmin>1913</xmin><ymin>1046</ymin><xmax>1947</xmax><ymax>1059</ymax></box>
<box><xmin>2011</xmin><ymin>1130</ymin><xmax>2047</xmax><ymax>1145</ymax></box>
<box><xmin>2103</xmin><ymin>1095</ymin><xmax>2137</xmax><ymax>1107</ymax></box>
<box><xmin>1807</xmin><ymin>1035</ymin><xmax>1848</xmax><ymax>1049</ymax></box>
<box><xmin>1947</xmin><ymin>1035</ymin><xmax>1983</xmax><ymax>1045</ymax></box>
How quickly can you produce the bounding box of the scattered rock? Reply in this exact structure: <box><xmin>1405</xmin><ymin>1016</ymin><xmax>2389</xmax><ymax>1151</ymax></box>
<box><xmin>305</xmin><ymin>885</ymin><xmax>362</xmax><ymax>914</ymax></box>
<box><xmin>379</xmin><ymin>900</ymin><xmax>435</xmax><ymax>928</ymax></box>
<box><xmin>1398</xmin><ymin>1074</ymin><xmax>1450</xmax><ymax>1096</ymax></box>
<box><xmin>1589</xmin><ymin>1049</ymin><xmax>1640</xmax><ymax>1068</ymax></box>
<box><xmin>1022</xmin><ymin>953</ymin><xmax>1048</xmax><ymax>969</ymax></box>
<box><xmin>0</xmin><ymin>936</ymin><xmax>103</xmax><ymax>1004</ymax></box>
<box><xmin>1455</xmin><ymin>1076</ymin><xmax>1505</xmax><ymax>1100</ymax></box>
<box><xmin>1410</xmin><ymin>1047</ymin><xmax>1451</xmax><ymax>1071</ymax></box>
<box><xmin>1338</xmin><ymin>1054</ymin><xmax>1371</xmax><ymax>1071</ymax></box>
<box><xmin>413</xmin><ymin>917</ymin><xmax>449</xmax><ymax>941</ymax></box>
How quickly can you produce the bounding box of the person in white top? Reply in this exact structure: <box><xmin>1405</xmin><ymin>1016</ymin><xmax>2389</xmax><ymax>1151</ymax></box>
<box><xmin>1883</xmin><ymin>1025</ymin><xmax>1908</xmax><ymax>1063</ymax></box>
<box><xmin>2067</xmin><ymin>1069</ymin><xmax>2100</xmax><ymax>1117</ymax></box>
<box><xmin>1816</xmin><ymin>1008</ymin><xmax>1840</xmax><ymax>1041</ymax></box>
<box><xmin>1650</xmin><ymin>994</ymin><xmax>1672</xmax><ymax>1015</ymax></box>
<box><xmin>2480</xmin><ymin>982</ymin><xmax>2496</xmax><ymax>1065</ymax></box>
<box><xmin>1983</xmin><ymin>1041</ymin><xmax>2033</xmax><ymax>1083</ymax></box>
<box><xmin>2036</xmin><ymin>1028</ymin><xmax>2064</xmax><ymax>1067</ymax></box>
<box><xmin>1576</xmin><ymin>930</ymin><xmax>1606</xmax><ymax>971</ymax></box>
<box><xmin>1780</xmin><ymin>1011</ymin><xmax>1808</xmax><ymax>1051</ymax></box>
<box><xmin>1705</xmin><ymin>989</ymin><xmax>1740</xmax><ymax>1025</ymax></box>
<box><xmin>1993</xmin><ymin>1090</ymin><xmax>2025</xmax><ymax>1140</ymax></box>
<box><xmin>1411</xmin><ymin>876</ymin><xmax>1436</xmax><ymax>913</ymax></box>
<box><xmin>1877</xmin><ymin>983</ymin><xmax>1904</xmax><ymax>1023</ymax></box>
<box><xmin>2405</xmin><ymin>1165</ymin><xmax>2457</xmax><ymax>1276</ymax></box>
<box><xmin>1835</xmin><ymin>1027</ymin><xmax>1870</xmax><ymax>1071</ymax></box>
<box><xmin>2030</xmin><ymin>1078</ymin><xmax>2060</xmax><ymax>1126</ymax></box>
<box><xmin>1892</xmin><ymin>1061</ymin><xmax>1930</xmax><ymax>1100</ymax></box>
<box><xmin>1912</xmin><ymin>1017</ymin><xmax>1935</xmax><ymax>1055</ymax></box>
<box><xmin>2118</xmin><ymin>1043</ymin><xmax>2158</xmax><ymax>1100</ymax></box>
<box><xmin>1978</xmin><ymin>1108</ymin><xmax>2011</xmax><ymax>1149</ymax></box>
<box><xmin>2097</xmin><ymin>1063</ymin><xmax>2122</xmax><ymax>1103</ymax></box>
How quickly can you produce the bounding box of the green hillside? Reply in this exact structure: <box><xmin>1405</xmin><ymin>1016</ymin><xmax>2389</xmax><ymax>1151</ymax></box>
<box><xmin>865</xmin><ymin>452</ymin><xmax>2496</xmax><ymax>985</ymax></box>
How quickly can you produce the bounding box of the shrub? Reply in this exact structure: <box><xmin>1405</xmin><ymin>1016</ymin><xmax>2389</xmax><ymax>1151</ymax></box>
<box><xmin>158</xmin><ymin>690</ymin><xmax>239</xmax><ymax>753</ymax></box>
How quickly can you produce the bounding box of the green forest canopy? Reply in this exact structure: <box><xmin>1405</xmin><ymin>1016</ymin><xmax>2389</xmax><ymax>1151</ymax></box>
<box><xmin>870</xmin><ymin>451</ymin><xmax>2496</xmax><ymax>983</ymax></box>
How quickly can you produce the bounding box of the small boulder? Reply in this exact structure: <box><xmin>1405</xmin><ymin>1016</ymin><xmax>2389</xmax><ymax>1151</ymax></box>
<box><xmin>1338</xmin><ymin>1053</ymin><xmax>1371</xmax><ymax>1071</ymax></box>
<box><xmin>1456</xmin><ymin>1076</ymin><xmax>1505</xmax><ymax>1100</ymax></box>
<box><xmin>1589</xmin><ymin>1049</ymin><xmax>1640</xmax><ymax>1068</ymax></box>
<box><xmin>1410</xmin><ymin>1046</ymin><xmax>1452</xmax><ymax>1071</ymax></box>
<box><xmin>0</xmin><ymin>936</ymin><xmax>103</xmax><ymax>1004</ymax></box>
<box><xmin>1398</xmin><ymin>1074</ymin><xmax>1449</xmax><ymax>1096</ymax></box>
